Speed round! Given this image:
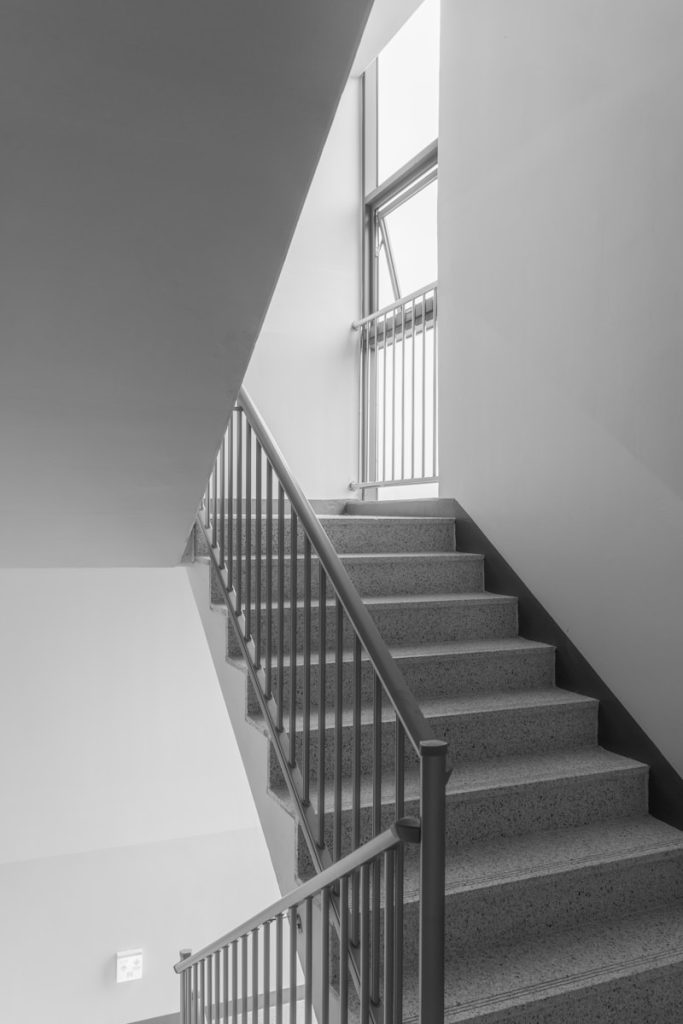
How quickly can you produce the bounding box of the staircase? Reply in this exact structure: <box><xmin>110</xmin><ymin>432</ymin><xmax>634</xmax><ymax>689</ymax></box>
<box><xmin>182</xmin><ymin>391</ymin><xmax>683</xmax><ymax>1024</ymax></box>
<box><xmin>267</xmin><ymin>508</ymin><xmax>683</xmax><ymax>1022</ymax></box>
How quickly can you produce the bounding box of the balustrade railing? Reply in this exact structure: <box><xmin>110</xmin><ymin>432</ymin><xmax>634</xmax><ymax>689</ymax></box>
<box><xmin>353</xmin><ymin>282</ymin><xmax>438</xmax><ymax>493</ymax></box>
<box><xmin>191</xmin><ymin>385</ymin><xmax>446</xmax><ymax>1023</ymax></box>
<box><xmin>175</xmin><ymin>820</ymin><xmax>420</xmax><ymax>1024</ymax></box>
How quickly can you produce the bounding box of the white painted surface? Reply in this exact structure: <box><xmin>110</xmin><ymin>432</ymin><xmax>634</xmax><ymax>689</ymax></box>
<box><xmin>0</xmin><ymin>0</ymin><xmax>372</xmax><ymax>567</ymax></box>
<box><xmin>244</xmin><ymin>82</ymin><xmax>362</xmax><ymax>499</ymax></box>
<box><xmin>0</xmin><ymin>828</ymin><xmax>277</xmax><ymax>1024</ymax></box>
<box><xmin>0</xmin><ymin>568</ymin><xmax>278</xmax><ymax>1022</ymax></box>
<box><xmin>438</xmin><ymin>0</ymin><xmax>683</xmax><ymax>778</ymax></box>
<box><xmin>352</xmin><ymin>0</ymin><xmax>424</xmax><ymax>75</ymax></box>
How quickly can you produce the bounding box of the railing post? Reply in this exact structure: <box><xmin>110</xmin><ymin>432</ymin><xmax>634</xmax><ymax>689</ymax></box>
<box><xmin>419</xmin><ymin>739</ymin><xmax>447</xmax><ymax>1024</ymax></box>
<box><xmin>179</xmin><ymin>949</ymin><xmax>192</xmax><ymax>1024</ymax></box>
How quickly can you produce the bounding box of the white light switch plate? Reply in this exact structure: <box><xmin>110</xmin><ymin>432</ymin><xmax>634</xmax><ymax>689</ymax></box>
<box><xmin>116</xmin><ymin>949</ymin><xmax>143</xmax><ymax>983</ymax></box>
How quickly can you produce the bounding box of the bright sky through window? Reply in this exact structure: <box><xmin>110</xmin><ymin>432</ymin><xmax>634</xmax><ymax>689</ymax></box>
<box><xmin>377</xmin><ymin>0</ymin><xmax>440</xmax><ymax>183</ymax></box>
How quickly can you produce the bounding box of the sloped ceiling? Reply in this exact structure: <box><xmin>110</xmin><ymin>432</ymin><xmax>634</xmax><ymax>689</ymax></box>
<box><xmin>0</xmin><ymin>0</ymin><xmax>373</xmax><ymax>566</ymax></box>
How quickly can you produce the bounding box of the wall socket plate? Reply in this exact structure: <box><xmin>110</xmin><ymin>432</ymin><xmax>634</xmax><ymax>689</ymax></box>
<box><xmin>116</xmin><ymin>949</ymin><xmax>143</xmax><ymax>983</ymax></box>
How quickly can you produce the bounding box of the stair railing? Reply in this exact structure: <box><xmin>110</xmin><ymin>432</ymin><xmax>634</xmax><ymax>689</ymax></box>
<box><xmin>194</xmin><ymin>385</ymin><xmax>447</xmax><ymax>1023</ymax></box>
<box><xmin>353</xmin><ymin>281</ymin><xmax>438</xmax><ymax>494</ymax></box>
<box><xmin>175</xmin><ymin>819</ymin><xmax>420</xmax><ymax>1024</ymax></box>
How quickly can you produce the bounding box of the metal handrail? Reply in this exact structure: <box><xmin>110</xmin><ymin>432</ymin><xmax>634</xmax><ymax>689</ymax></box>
<box><xmin>192</xmin><ymin>387</ymin><xmax>447</xmax><ymax>1023</ymax></box>
<box><xmin>351</xmin><ymin>279</ymin><xmax>438</xmax><ymax>330</ymax></box>
<box><xmin>174</xmin><ymin>818</ymin><xmax>420</xmax><ymax>974</ymax></box>
<box><xmin>237</xmin><ymin>386</ymin><xmax>437</xmax><ymax>754</ymax></box>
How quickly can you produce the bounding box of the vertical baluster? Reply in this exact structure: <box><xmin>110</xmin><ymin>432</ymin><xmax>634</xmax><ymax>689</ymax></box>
<box><xmin>432</xmin><ymin>288</ymin><xmax>438</xmax><ymax>477</ymax></box>
<box><xmin>241</xmin><ymin>934</ymin><xmax>248</xmax><ymax>1023</ymax></box>
<box><xmin>382</xmin><ymin>312</ymin><xmax>388</xmax><ymax>482</ymax></box>
<box><xmin>395</xmin><ymin>726</ymin><xmax>405</xmax><ymax>1022</ymax></box>
<box><xmin>289</xmin><ymin>510</ymin><xmax>298</xmax><ymax>765</ymax></box>
<box><xmin>317</xmin><ymin>568</ymin><xmax>327</xmax><ymax>848</ymax></box>
<box><xmin>289</xmin><ymin>906</ymin><xmax>298</xmax><ymax>1024</ymax></box>
<box><xmin>223</xmin><ymin>945</ymin><xmax>229</xmax><ymax>1024</ymax></box>
<box><xmin>401</xmin><ymin>300</ymin><xmax>406</xmax><ymax>481</ymax></box>
<box><xmin>302</xmin><ymin>535</ymin><xmax>312</xmax><ymax>805</ymax></box>
<box><xmin>275</xmin><ymin>913</ymin><xmax>283</xmax><ymax>1024</ymax></box>
<box><xmin>265</xmin><ymin>462</ymin><xmax>273</xmax><ymax>700</ymax></box>
<box><xmin>204</xmin><ymin>475</ymin><xmax>211</xmax><ymax>530</ymax></box>
<box><xmin>207</xmin><ymin>953</ymin><xmax>213</xmax><ymax>1024</ymax></box>
<box><xmin>191</xmin><ymin>962</ymin><xmax>198</xmax><ymax>1024</ymax></box>
<box><xmin>371</xmin><ymin>675</ymin><xmax>382</xmax><ymax>1004</ymax></box>
<box><xmin>255</xmin><ymin>441</ymin><xmax>262</xmax><ymax>666</ymax></box>
<box><xmin>236</xmin><ymin>411</ymin><xmax>243</xmax><ymax>614</ymax></box>
<box><xmin>219</xmin><ymin>436</ymin><xmax>226</xmax><ymax>570</ymax></box>
<box><xmin>263</xmin><ymin>921</ymin><xmax>270</xmax><ymax>1024</ymax></box>
<box><xmin>334</xmin><ymin>600</ymin><xmax>343</xmax><ymax>861</ymax></box>
<box><xmin>421</xmin><ymin>293</ymin><xmax>427</xmax><ymax>478</ymax></box>
<box><xmin>384</xmin><ymin>850</ymin><xmax>395</xmax><ymax>1023</ymax></box>
<box><xmin>369</xmin><ymin>319</ymin><xmax>376</xmax><ymax>486</ymax></box>
<box><xmin>304</xmin><ymin>897</ymin><xmax>312</xmax><ymax>1024</ymax></box>
<box><xmin>211</xmin><ymin>460</ymin><xmax>217</xmax><ymax>549</ymax></box>
<box><xmin>419</xmin><ymin>740</ymin><xmax>447</xmax><ymax>1024</ymax></box>
<box><xmin>391</xmin><ymin>310</ymin><xmax>396</xmax><ymax>482</ymax></box>
<box><xmin>339</xmin><ymin>875</ymin><xmax>349</xmax><ymax>1024</ymax></box>
<box><xmin>359</xmin><ymin>326</ymin><xmax>365</xmax><ymax>488</ymax></box>
<box><xmin>227</xmin><ymin>416</ymin><xmax>234</xmax><ymax>591</ymax></box>
<box><xmin>252</xmin><ymin>929</ymin><xmax>259</xmax><ymax>1024</ymax></box>
<box><xmin>231</xmin><ymin>941</ymin><xmax>238</xmax><ymax>1024</ymax></box>
<box><xmin>320</xmin><ymin>887</ymin><xmax>330</xmax><ymax>1024</ymax></box>
<box><xmin>411</xmin><ymin>297</ymin><xmax>417</xmax><ymax>480</ymax></box>
<box><xmin>360</xmin><ymin>864</ymin><xmax>370</xmax><ymax>1024</ymax></box>
<box><xmin>199</xmin><ymin>958</ymin><xmax>205</xmax><ymax>1024</ymax></box>
<box><xmin>245</xmin><ymin>423</ymin><xmax>253</xmax><ymax>640</ymax></box>
<box><xmin>351</xmin><ymin>635</ymin><xmax>362</xmax><ymax>946</ymax></box>
<box><xmin>277</xmin><ymin>483</ymin><xmax>285</xmax><ymax>732</ymax></box>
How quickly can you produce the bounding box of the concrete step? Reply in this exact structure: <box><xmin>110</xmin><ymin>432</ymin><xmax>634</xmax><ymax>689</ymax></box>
<box><xmin>227</xmin><ymin>592</ymin><xmax>519</xmax><ymax>657</ymax></box>
<box><xmin>440</xmin><ymin>815</ymin><xmax>683</xmax><ymax>955</ymax></box>
<box><xmin>437</xmin><ymin>899</ymin><xmax>683</xmax><ymax>1023</ymax></box>
<box><xmin>245</xmin><ymin>638</ymin><xmax>557</xmax><ymax>718</ymax></box>
<box><xmin>282</xmin><ymin>747</ymin><xmax>649</xmax><ymax>879</ymax></box>
<box><xmin>266</xmin><ymin>689</ymin><xmax>598</xmax><ymax>789</ymax></box>
<box><xmin>198</xmin><ymin>513</ymin><xmax>457</xmax><ymax>556</ymax></box>
<box><xmin>210</xmin><ymin>550</ymin><xmax>485</xmax><ymax>603</ymax></box>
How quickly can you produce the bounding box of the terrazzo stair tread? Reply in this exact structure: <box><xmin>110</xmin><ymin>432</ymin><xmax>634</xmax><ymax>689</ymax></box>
<box><xmin>207</xmin><ymin>514</ymin><xmax>458</xmax><ymax>555</ymax></box>
<box><xmin>245</xmin><ymin>636</ymin><xmax>557</xmax><ymax>718</ymax></box>
<box><xmin>270</xmin><ymin>688</ymin><xmax>597</xmax><ymax>781</ymax></box>
<box><xmin>318</xmin><ymin>513</ymin><xmax>456</xmax><ymax>554</ymax></box>
<box><xmin>434</xmin><ymin>899</ymin><xmax>683</xmax><ymax>1024</ymax></box>
<box><xmin>229</xmin><ymin>591</ymin><xmax>519</xmax><ymax>656</ymax></box>
<box><xmin>277</xmin><ymin>748</ymin><xmax>649</xmax><ymax>875</ymax></box>
<box><xmin>442</xmin><ymin>814</ymin><xmax>683</xmax><ymax>892</ymax></box>
<box><xmin>383</xmin><ymin>816</ymin><xmax>683</xmax><ymax>961</ymax></box>
<box><xmin>274</xmin><ymin>748</ymin><xmax>648</xmax><ymax>811</ymax></box>
<box><xmin>237</xmin><ymin>550</ymin><xmax>485</xmax><ymax>598</ymax></box>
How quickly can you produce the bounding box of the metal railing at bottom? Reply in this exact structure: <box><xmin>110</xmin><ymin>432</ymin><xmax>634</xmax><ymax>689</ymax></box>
<box><xmin>175</xmin><ymin>819</ymin><xmax>420</xmax><ymax>1024</ymax></box>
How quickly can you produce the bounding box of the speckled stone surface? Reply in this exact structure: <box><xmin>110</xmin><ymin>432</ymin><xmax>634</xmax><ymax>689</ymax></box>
<box><xmin>226</xmin><ymin>591</ymin><xmax>519</xmax><ymax>656</ymax></box>
<box><xmin>199</xmin><ymin>506</ymin><xmax>683</xmax><ymax>1023</ymax></box>
<box><xmin>267</xmin><ymin>691</ymin><xmax>597</xmax><ymax>790</ymax></box>
<box><xmin>211</xmin><ymin>551</ymin><xmax>484</xmax><ymax>604</ymax></box>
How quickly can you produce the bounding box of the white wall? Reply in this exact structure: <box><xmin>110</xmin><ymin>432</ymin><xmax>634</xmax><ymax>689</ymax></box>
<box><xmin>438</xmin><ymin>0</ymin><xmax>683</xmax><ymax>777</ymax></box>
<box><xmin>244</xmin><ymin>81</ymin><xmax>362</xmax><ymax>499</ymax></box>
<box><xmin>0</xmin><ymin>0</ymin><xmax>373</xmax><ymax>567</ymax></box>
<box><xmin>0</xmin><ymin>568</ymin><xmax>278</xmax><ymax>1024</ymax></box>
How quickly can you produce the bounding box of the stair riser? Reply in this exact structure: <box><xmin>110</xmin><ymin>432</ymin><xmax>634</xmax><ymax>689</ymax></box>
<box><xmin>211</xmin><ymin>554</ymin><xmax>484</xmax><ymax>603</ymax></box>
<box><xmin>291</xmin><ymin>767</ymin><xmax>649</xmax><ymax>878</ymax></box>
<box><xmin>447</xmin><ymin>960</ymin><xmax>683</xmax><ymax>1024</ymax></box>
<box><xmin>245</xmin><ymin>647</ymin><xmax>557</xmax><ymax>718</ymax></box>
<box><xmin>198</xmin><ymin>517</ymin><xmax>457</xmax><ymax>556</ymax></box>
<box><xmin>266</xmin><ymin>701</ymin><xmax>597</xmax><ymax>790</ymax></box>
<box><xmin>444</xmin><ymin>851</ymin><xmax>683</xmax><ymax>955</ymax></box>
<box><xmin>227</xmin><ymin>598</ymin><xmax>519</xmax><ymax>656</ymax></box>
